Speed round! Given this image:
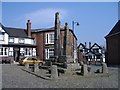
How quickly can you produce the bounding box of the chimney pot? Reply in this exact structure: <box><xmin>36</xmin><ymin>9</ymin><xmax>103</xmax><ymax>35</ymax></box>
<box><xmin>28</xmin><ymin>19</ymin><xmax>30</xmax><ymax>22</ymax></box>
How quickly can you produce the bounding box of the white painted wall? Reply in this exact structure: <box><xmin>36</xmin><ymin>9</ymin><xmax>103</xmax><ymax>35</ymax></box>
<box><xmin>4</xmin><ymin>33</ymin><xmax>8</xmax><ymax>44</ymax></box>
<box><xmin>0</xmin><ymin>26</ymin><xmax>35</xmax><ymax>45</ymax></box>
<box><xmin>8</xmin><ymin>37</ymin><xmax>35</xmax><ymax>45</ymax></box>
<box><xmin>14</xmin><ymin>38</ymin><xmax>19</xmax><ymax>43</ymax></box>
<box><xmin>25</xmin><ymin>38</ymin><xmax>32</xmax><ymax>44</ymax></box>
<box><xmin>9</xmin><ymin>47</ymin><xmax>13</xmax><ymax>51</ymax></box>
<box><xmin>0</xmin><ymin>27</ymin><xmax>9</xmax><ymax>44</ymax></box>
<box><xmin>102</xmin><ymin>54</ymin><xmax>105</xmax><ymax>62</ymax></box>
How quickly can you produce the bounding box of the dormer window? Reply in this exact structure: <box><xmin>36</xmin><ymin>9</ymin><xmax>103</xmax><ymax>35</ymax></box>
<box><xmin>9</xmin><ymin>37</ymin><xmax>14</xmax><ymax>43</ymax></box>
<box><xmin>19</xmin><ymin>38</ymin><xmax>24</xmax><ymax>44</ymax></box>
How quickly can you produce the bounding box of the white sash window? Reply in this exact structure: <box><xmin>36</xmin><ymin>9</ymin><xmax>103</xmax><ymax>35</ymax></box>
<box><xmin>9</xmin><ymin>47</ymin><xmax>13</xmax><ymax>56</ymax></box>
<box><xmin>45</xmin><ymin>32</ymin><xmax>54</xmax><ymax>44</ymax></box>
<box><xmin>45</xmin><ymin>48</ymin><xmax>54</xmax><ymax>59</ymax></box>
<box><xmin>0</xmin><ymin>47</ymin><xmax>8</xmax><ymax>56</ymax></box>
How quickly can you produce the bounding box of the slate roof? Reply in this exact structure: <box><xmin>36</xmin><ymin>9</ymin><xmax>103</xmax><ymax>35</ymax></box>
<box><xmin>1</xmin><ymin>23</ymin><xmax>77</xmax><ymax>40</ymax></box>
<box><xmin>90</xmin><ymin>43</ymin><xmax>102</xmax><ymax>50</ymax></box>
<box><xmin>0</xmin><ymin>23</ymin><xmax>32</xmax><ymax>38</ymax></box>
<box><xmin>32</xmin><ymin>26</ymin><xmax>64</xmax><ymax>32</ymax></box>
<box><xmin>4</xmin><ymin>27</ymin><xmax>28</xmax><ymax>38</ymax></box>
<box><xmin>32</xmin><ymin>26</ymin><xmax>77</xmax><ymax>40</ymax></box>
<box><xmin>78</xmin><ymin>43</ymin><xmax>87</xmax><ymax>49</ymax></box>
<box><xmin>106</xmin><ymin>20</ymin><xmax>120</xmax><ymax>38</ymax></box>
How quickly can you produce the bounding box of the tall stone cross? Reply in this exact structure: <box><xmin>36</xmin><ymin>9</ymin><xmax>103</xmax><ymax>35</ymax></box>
<box><xmin>63</xmin><ymin>22</ymin><xmax>70</xmax><ymax>56</ymax></box>
<box><xmin>54</xmin><ymin>12</ymin><xmax>61</xmax><ymax>58</ymax></box>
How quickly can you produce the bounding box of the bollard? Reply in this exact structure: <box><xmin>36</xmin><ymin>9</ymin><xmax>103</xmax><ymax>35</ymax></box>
<box><xmin>102</xmin><ymin>62</ymin><xmax>108</xmax><ymax>74</ymax></box>
<box><xmin>25</xmin><ymin>63</ymin><xmax>29</xmax><ymax>69</ymax></box>
<box><xmin>81</xmin><ymin>64</ymin><xmax>88</xmax><ymax>76</ymax></box>
<box><xmin>80</xmin><ymin>61</ymin><xmax>84</xmax><ymax>66</ymax></box>
<box><xmin>50</xmin><ymin>61</ymin><xmax>52</xmax><ymax>66</ymax></box>
<box><xmin>34</xmin><ymin>63</ymin><xmax>39</xmax><ymax>72</ymax></box>
<box><xmin>51</xmin><ymin>65</ymin><xmax>58</xmax><ymax>79</ymax></box>
<box><xmin>31</xmin><ymin>63</ymin><xmax>39</xmax><ymax>72</ymax></box>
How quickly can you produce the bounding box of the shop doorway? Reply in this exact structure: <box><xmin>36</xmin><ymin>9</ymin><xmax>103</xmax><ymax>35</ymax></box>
<box><xmin>14</xmin><ymin>48</ymin><xmax>20</xmax><ymax>62</ymax></box>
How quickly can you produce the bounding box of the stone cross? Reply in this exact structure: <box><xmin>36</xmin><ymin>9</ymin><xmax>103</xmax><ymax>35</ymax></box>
<box><xmin>63</xmin><ymin>22</ymin><xmax>70</xmax><ymax>56</ymax></box>
<box><xmin>54</xmin><ymin>12</ymin><xmax>61</xmax><ymax>59</ymax></box>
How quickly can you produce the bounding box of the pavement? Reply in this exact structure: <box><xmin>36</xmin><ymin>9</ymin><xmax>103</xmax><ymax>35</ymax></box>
<box><xmin>2</xmin><ymin>64</ymin><xmax>119</xmax><ymax>88</ymax></box>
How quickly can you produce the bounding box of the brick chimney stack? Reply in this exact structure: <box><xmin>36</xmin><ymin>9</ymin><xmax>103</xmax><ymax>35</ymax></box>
<box><xmin>85</xmin><ymin>42</ymin><xmax>87</xmax><ymax>48</ymax></box>
<box><xmin>89</xmin><ymin>42</ymin><xmax>91</xmax><ymax>49</ymax></box>
<box><xmin>27</xmin><ymin>20</ymin><xmax>31</xmax><ymax>37</ymax></box>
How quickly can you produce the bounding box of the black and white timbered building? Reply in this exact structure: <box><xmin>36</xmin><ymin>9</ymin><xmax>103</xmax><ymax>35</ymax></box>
<box><xmin>0</xmin><ymin>20</ymin><xmax>36</xmax><ymax>63</ymax></box>
<box><xmin>78</xmin><ymin>42</ymin><xmax>105</xmax><ymax>64</ymax></box>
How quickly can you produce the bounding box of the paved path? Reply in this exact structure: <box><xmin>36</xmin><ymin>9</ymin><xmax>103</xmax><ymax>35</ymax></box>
<box><xmin>2</xmin><ymin>64</ymin><xmax>119</xmax><ymax>88</ymax></box>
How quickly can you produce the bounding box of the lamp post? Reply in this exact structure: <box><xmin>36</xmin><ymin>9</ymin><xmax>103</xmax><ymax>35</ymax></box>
<box><xmin>72</xmin><ymin>21</ymin><xmax>79</xmax><ymax>62</ymax></box>
<box><xmin>72</xmin><ymin>21</ymin><xmax>79</xmax><ymax>33</ymax></box>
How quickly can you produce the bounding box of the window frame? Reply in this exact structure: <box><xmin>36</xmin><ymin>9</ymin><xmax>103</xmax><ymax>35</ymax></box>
<box><xmin>19</xmin><ymin>38</ymin><xmax>25</xmax><ymax>44</ymax></box>
<box><xmin>45</xmin><ymin>48</ymin><xmax>54</xmax><ymax>59</ymax></box>
<box><xmin>0</xmin><ymin>47</ymin><xmax>8</xmax><ymax>56</ymax></box>
<box><xmin>45</xmin><ymin>32</ymin><xmax>54</xmax><ymax>44</ymax></box>
<box><xmin>9</xmin><ymin>37</ymin><xmax>14</xmax><ymax>43</ymax></box>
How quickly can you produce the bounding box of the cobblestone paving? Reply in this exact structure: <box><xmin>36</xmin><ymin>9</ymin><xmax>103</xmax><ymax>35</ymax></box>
<box><xmin>2</xmin><ymin>64</ymin><xmax>119</xmax><ymax>88</ymax></box>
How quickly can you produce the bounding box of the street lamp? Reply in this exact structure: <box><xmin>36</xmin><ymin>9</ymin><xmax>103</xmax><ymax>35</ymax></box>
<box><xmin>72</xmin><ymin>21</ymin><xmax>79</xmax><ymax>62</ymax></box>
<box><xmin>72</xmin><ymin>21</ymin><xmax>79</xmax><ymax>32</ymax></box>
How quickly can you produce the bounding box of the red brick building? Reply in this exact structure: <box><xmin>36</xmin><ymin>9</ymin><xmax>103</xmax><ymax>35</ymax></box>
<box><xmin>105</xmin><ymin>20</ymin><xmax>120</xmax><ymax>65</ymax></box>
<box><xmin>32</xmin><ymin>27</ymin><xmax>77</xmax><ymax>61</ymax></box>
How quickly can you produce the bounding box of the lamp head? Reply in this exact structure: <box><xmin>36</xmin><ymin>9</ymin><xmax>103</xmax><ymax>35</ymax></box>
<box><xmin>76</xmin><ymin>22</ymin><xmax>79</xmax><ymax>26</ymax></box>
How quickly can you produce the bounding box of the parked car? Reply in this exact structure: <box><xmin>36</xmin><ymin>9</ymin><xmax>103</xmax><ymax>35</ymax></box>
<box><xmin>19</xmin><ymin>56</ymin><xmax>44</xmax><ymax>66</ymax></box>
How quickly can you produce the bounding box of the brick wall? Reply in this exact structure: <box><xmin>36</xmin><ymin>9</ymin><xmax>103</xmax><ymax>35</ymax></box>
<box><xmin>32</xmin><ymin>32</ymin><xmax>44</xmax><ymax>60</ymax></box>
<box><xmin>106</xmin><ymin>34</ymin><xmax>120</xmax><ymax>65</ymax></box>
<box><xmin>32</xmin><ymin>29</ymin><xmax>77</xmax><ymax>61</ymax></box>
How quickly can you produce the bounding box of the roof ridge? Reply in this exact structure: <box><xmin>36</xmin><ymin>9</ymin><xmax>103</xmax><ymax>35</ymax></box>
<box><xmin>106</xmin><ymin>20</ymin><xmax>120</xmax><ymax>38</ymax></box>
<box><xmin>5</xmin><ymin>26</ymin><xmax>26</xmax><ymax>30</ymax></box>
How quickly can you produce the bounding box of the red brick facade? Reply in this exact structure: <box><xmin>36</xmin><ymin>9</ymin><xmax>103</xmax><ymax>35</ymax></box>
<box><xmin>32</xmin><ymin>28</ymin><xmax>77</xmax><ymax>61</ymax></box>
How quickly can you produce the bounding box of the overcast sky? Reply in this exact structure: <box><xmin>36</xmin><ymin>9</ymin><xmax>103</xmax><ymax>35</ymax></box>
<box><xmin>2</xmin><ymin>2</ymin><xmax>118</xmax><ymax>46</ymax></box>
